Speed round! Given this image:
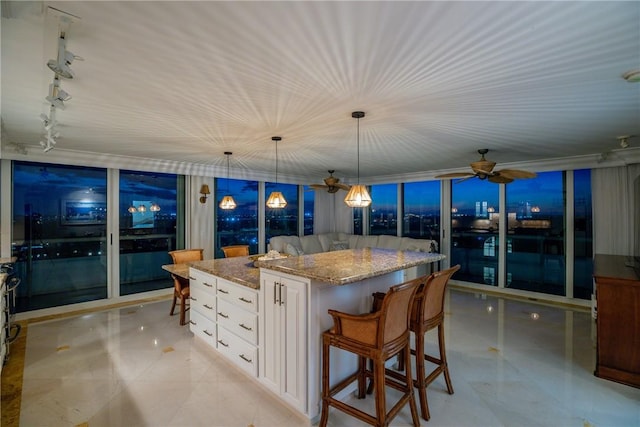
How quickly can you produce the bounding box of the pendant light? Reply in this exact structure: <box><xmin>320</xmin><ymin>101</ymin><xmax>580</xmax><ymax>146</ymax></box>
<box><xmin>344</xmin><ymin>111</ymin><xmax>372</xmax><ymax>208</ymax></box>
<box><xmin>266</xmin><ymin>136</ymin><xmax>287</xmax><ymax>209</ymax></box>
<box><xmin>219</xmin><ymin>151</ymin><xmax>237</xmax><ymax>210</ymax></box>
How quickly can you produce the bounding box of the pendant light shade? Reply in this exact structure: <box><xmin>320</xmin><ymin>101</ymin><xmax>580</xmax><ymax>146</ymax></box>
<box><xmin>219</xmin><ymin>151</ymin><xmax>237</xmax><ymax>210</ymax></box>
<box><xmin>266</xmin><ymin>191</ymin><xmax>287</xmax><ymax>209</ymax></box>
<box><xmin>344</xmin><ymin>111</ymin><xmax>372</xmax><ymax>208</ymax></box>
<box><xmin>266</xmin><ymin>136</ymin><xmax>287</xmax><ymax>209</ymax></box>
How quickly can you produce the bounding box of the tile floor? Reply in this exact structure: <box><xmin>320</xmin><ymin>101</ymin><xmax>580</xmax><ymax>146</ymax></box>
<box><xmin>17</xmin><ymin>289</ymin><xmax>640</xmax><ymax>426</ymax></box>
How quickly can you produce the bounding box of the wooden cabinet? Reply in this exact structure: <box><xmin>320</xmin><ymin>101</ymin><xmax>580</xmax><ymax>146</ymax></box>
<box><xmin>260</xmin><ymin>271</ymin><xmax>308</xmax><ymax>412</ymax></box>
<box><xmin>189</xmin><ymin>268</ymin><xmax>259</xmax><ymax>377</ymax></box>
<box><xmin>593</xmin><ymin>254</ymin><xmax>640</xmax><ymax>388</ymax></box>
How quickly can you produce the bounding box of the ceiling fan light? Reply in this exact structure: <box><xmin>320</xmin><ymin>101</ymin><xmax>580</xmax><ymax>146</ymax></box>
<box><xmin>344</xmin><ymin>184</ymin><xmax>372</xmax><ymax>208</ymax></box>
<box><xmin>219</xmin><ymin>195</ymin><xmax>237</xmax><ymax>210</ymax></box>
<box><xmin>266</xmin><ymin>191</ymin><xmax>287</xmax><ymax>209</ymax></box>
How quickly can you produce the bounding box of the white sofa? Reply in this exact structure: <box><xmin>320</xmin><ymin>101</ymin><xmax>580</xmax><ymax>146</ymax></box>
<box><xmin>268</xmin><ymin>232</ymin><xmax>438</xmax><ymax>256</ymax></box>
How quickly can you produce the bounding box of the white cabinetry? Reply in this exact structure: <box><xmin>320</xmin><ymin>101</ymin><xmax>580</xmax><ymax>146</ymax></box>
<box><xmin>216</xmin><ymin>278</ymin><xmax>259</xmax><ymax>376</ymax></box>
<box><xmin>259</xmin><ymin>271</ymin><xmax>308</xmax><ymax>413</ymax></box>
<box><xmin>189</xmin><ymin>269</ymin><xmax>259</xmax><ymax>377</ymax></box>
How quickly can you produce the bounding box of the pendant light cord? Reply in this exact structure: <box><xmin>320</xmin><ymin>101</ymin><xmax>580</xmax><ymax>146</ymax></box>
<box><xmin>356</xmin><ymin>116</ymin><xmax>360</xmax><ymax>185</ymax></box>
<box><xmin>275</xmin><ymin>139</ymin><xmax>279</xmax><ymax>184</ymax></box>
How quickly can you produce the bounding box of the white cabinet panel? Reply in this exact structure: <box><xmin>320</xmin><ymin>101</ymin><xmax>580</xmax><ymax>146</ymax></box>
<box><xmin>216</xmin><ymin>298</ymin><xmax>258</xmax><ymax>345</ymax></box>
<box><xmin>260</xmin><ymin>272</ymin><xmax>308</xmax><ymax>413</ymax></box>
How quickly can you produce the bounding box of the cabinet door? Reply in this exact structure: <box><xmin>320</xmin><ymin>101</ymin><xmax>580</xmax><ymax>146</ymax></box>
<box><xmin>280</xmin><ymin>277</ymin><xmax>307</xmax><ymax>412</ymax></box>
<box><xmin>260</xmin><ymin>274</ymin><xmax>281</xmax><ymax>394</ymax></box>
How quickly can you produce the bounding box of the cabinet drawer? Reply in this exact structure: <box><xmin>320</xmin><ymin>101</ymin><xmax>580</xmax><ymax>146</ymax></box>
<box><xmin>189</xmin><ymin>268</ymin><xmax>216</xmax><ymax>295</ymax></box>
<box><xmin>216</xmin><ymin>298</ymin><xmax>258</xmax><ymax>345</ymax></box>
<box><xmin>217</xmin><ymin>326</ymin><xmax>258</xmax><ymax>377</ymax></box>
<box><xmin>217</xmin><ymin>279</ymin><xmax>258</xmax><ymax>313</ymax></box>
<box><xmin>189</xmin><ymin>310</ymin><xmax>216</xmax><ymax>346</ymax></box>
<box><xmin>190</xmin><ymin>287</ymin><xmax>217</xmax><ymax>322</ymax></box>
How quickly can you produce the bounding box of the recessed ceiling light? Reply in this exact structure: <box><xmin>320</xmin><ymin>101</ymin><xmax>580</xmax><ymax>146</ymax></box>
<box><xmin>622</xmin><ymin>69</ymin><xmax>640</xmax><ymax>82</ymax></box>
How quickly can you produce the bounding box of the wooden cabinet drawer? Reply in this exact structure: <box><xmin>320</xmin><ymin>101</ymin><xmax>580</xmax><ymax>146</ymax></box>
<box><xmin>190</xmin><ymin>286</ymin><xmax>217</xmax><ymax>322</ymax></box>
<box><xmin>189</xmin><ymin>310</ymin><xmax>216</xmax><ymax>346</ymax></box>
<box><xmin>217</xmin><ymin>278</ymin><xmax>258</xmax><ymax>313</ymax></box>
<box><xmin>216</xmin><ymin>298</ymin><xmax>258</xmax><ymax>345</ymax></box>
<box><xmin>189</xmin><ymin>268</ymin><xmax>216</xmax><ymax>295</ymax></box>
<box><xmin>217</xmin><ymin>326</ymin><xmax>258</xmax><ymax>377</ymax></box>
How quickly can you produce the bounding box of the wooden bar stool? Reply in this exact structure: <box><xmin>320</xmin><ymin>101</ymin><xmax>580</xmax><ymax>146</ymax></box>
<box><xmin>168</xmin><ymin>249</ymin><xmax>203</xmax><ymax>325</ymax></box>
<box><xmin>319</xmin><ymin>279</ymin><xmax>421</xmax><ymax>427</ymax></box>
<box><xmin>370</xmin><ymin>265</ymin><xmax>460</xmax><ymax>420</ymax></box>
<box><xmin>221</xmin><ymin>245</ymin><xmax>249</xmax><ymax>258</ymax></box>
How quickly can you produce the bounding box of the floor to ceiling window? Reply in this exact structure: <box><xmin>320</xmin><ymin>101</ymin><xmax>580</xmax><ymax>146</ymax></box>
<box><xmin>119</xmin><ymin>170</ymin><xmax>181</xmax><ymax>296</ymax></box>
<box><xmin>505</xmin><ymin>171</ymin><xmax>566</xmax><ymax>295</ymax></box>
<box><xmin>11</xmin><ymin>162</ymin><xmax>108</xmax><ymax>312</ymax></box>
<box><xmin>303</xmin><ymin>185</ymin><xmax>314</xmax><ymax>235</ymax></box>
<box><xmin>369</xmin><ymin>184</ymin><xmax>398</xmax><ymax>235</ymax></box>
<box><xmin>573</xmin><ymin>169</ymin><xmax>593</xmax><ymax>299</ymax></box>
<box><xmin>403</xmin><ymin>181</ymin><xmax>441</xmax><ymax>247</ymax></box>
<box><xmin>216</xmin><ymin>179</ymin><xmax>258</xmax><ymax>258</ymax></box>
<box><xmin>451</xmin><ymin>179</ymin><xmax>500</xmax><ymax>285</ymax></box>
<box><xmin>265</xmin><ymin>182</ymin><xmax>298</xmax><ymax>243</ymax></box>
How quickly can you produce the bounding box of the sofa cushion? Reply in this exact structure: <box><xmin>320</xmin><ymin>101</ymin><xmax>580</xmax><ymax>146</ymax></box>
<box><xmin>317</xmin><ymin>232</ymin><xmax>341</xmax><ymax>252</ymax></box>
<box><xmin>299</xmin><ymin>235</ymin><xmax>324</xmax><ymax>254</ymax></box>
<box><xmin>268</xmin><ymin>235</ymin><xmax>301</xmax><ymax>253</ymax></box>
<box><xmin>377</xmin><ymin>235</ymin><xmax>402</xmax><ymax>250</ymax></box>
<box><xmin>356</xmin><ymin>235</ymin><xmax>380</xmax><ymax>249</ymax></box>
<box><xmin>285</xmin><ymin>242</ymin><xmax>304</xmax><ymax>256</ymax></box>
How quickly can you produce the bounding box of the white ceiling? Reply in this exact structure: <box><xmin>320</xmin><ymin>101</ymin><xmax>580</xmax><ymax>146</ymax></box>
<box><xmin>1</xmin><ymin>1</ymin><xmax>639</xmax><ymax>185</ymax></box>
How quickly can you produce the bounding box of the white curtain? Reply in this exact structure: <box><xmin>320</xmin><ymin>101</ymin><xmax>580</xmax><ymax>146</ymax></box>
<box><xmin>313</xmin><ymin>190</ymin><xmax>353</xmax><ymax>234</ymax></box>
<box><xmin>592</xmin><ymin>165</ymin><xmax>640</xmax><ymax>255</ymax></box>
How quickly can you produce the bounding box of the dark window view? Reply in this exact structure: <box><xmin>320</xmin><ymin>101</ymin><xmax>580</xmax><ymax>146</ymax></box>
<box><xmin>265</xmin><ymin>182</ymin><xmax>299</xmax><ymax>245</ymax></box>
<box><xmin>451</xmin><ymin>179</ymin><xmax>500</xmax><ymax>285</ymax></box>
<box><xmin>574</xmin><ymin>169</ymin><xmax>593</xmax><ymax>299</ymax></box>
<box><xmin>216</xmin><ymin>179</ymin><xmax>258</xmax><ymax>258</ymax></box>
<box><xmin>303</xmin><ymin>186</ymin><xmax>314</xmax><ymax>236</ymax></box>
<box><xmin>353</xmin><ymin>207</ymin><xmax>363</xmax><ymax>235</ymax></box>
<box><xmin>11</xmin><ymin>162</ymin><xmax>108</xmax><ymax>312</ymax></box>
<box><xmin>370</xmin><ymin>184</ymin><xmax>398</xmax><ymax>235</ymax></box>
<box><xmin>403</xmin><ymin>181</ymin><xmax>441</xmax><ymax>248</ymax></box>
<box><xmin>119</xmin><ymin>170</ymin><xmax>181</xmax><ymax>296</ymax></box>
<box><xmin>506</xmin><ymin>171</ymin><xmax>566</xmax><ymax>296</ymax></box>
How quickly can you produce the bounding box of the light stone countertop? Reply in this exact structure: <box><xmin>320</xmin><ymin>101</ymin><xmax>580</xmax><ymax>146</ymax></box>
<box><xmin>254</xmin><ymin>248</ymin><xmax>445</xmax><ymax>286</ymax></box>
<box><xmin>163</xmin><ymin>248</ymin><xmax>445</xmax><ymax>289</ymax></box>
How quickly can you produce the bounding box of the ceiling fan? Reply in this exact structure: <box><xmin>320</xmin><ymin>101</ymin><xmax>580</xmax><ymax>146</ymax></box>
<box><xmin>435</xmin><ymin>149</ymin><xmax>536</xmax><ymax>184</ymax></box>
<box><xmin>309</xmin><ymin>170</ymin><xmax>351</xmax><ymax>193</ymax></box>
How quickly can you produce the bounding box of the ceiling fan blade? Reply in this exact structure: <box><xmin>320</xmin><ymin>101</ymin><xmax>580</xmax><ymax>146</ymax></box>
<box><xmin>309</xmin><ymin>184</ymin><xmax>329</xmax><ymax>191</ymax></box>
<box><xmin>435</xmin><ymin>172</ymin><xmax>476</xmax><ymax>179</ymax></box>
<box><xmin>454</xmin><ymin>175</ymin><xmax>477</xmax><ymax>184</ymax></box>
<box><xmin>488</xmin><ymin>175</ymin><xmax>514</xmax><ymax>184</ymax></box>
<box><xmin>335</xmin><ymin>183</ymin><xmax>351</xmax><ymax>191</ymax></box>
<box><xmin>497</xmin><ymin>169</ymin><xmax>537</xmax><ymax>179</ymax></box>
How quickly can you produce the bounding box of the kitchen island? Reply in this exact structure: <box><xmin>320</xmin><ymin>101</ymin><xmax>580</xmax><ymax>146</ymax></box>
<box><xmin>182</xmin><ymin>248</ymin><xmax>445</xmax><ymax>422</ymax></box>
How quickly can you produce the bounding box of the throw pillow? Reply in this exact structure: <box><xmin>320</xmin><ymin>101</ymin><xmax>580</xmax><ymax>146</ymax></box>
<box><xmin>330</xmin><ymin>240</ymin><xmax>349</xmax><ymax>251</ymax></box>
<box><xmin>285</xmin><ymin>243</ymin><xmax>304</xmax><ymax>256</ymax></box>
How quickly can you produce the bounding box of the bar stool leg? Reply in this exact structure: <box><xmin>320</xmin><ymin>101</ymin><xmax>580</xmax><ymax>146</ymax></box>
<box><xmin>415</xmin><ymin>327</ymin><xmax>430</xmax><ymax>421</ymax></box>
<box><xmin>319</xmin><ymin>337</ymin><xmax>331</xmax><ymax>427</ymax></box>
<box><xmin>439</xmin><ymin>323</ymin><xmax>454</xmax><ymax>395</ymax></box>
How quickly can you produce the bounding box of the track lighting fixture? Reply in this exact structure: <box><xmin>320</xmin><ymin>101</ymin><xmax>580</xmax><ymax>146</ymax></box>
<box><xmin>47</xmin><ymin>32</ymin><xmax>83</xmax><ymax>79</ymax></box>
<box><xmin>40</xmin><ymin>113</ymin><xmax>57</xmax><ymax>130</ymax></box>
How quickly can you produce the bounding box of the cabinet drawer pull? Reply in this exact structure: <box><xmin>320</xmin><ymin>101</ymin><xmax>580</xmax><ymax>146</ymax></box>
<box><xmin>238</xmin><ymin>297</ymin><xmax>252</xmax><ymax>304</ymax></box>
<box><xmin>204</xmin><ymin>330</ymin><xmax>213</xmax><ymax>337</ymax></box>
<box><xmin>239</xmin><ymin>323</ymin><xmax>252</xmax><ymax>331</ymax></box>
<box><xmin>189</xmin><ymin>320</ymin><xmax>196</xmax><ymax>325</ymax></box>
<box><xmin>218</xmin><ymin>288</ymin><xmax>229</xmax><ymax>294</ymax></box>
<box><xmin>218</xmin><ymin>312</ymin><xmax>229</xmax><ymax>319</ymax></box>
<box><xmin>217</xmin><ymin>340</ymin><xmax>229</xmax><ymax>347</ymax></box>
<box><xmin>190</xmin><ymin>296</ymin><xmax>198</xmax><ymax>302</ymax></box>
<box><xmin>239</xmin><ymin>354</ymin><xmax>252</xmax><ymax>364</ymax></box>
<box><xmin>203</xmin><ymin>282</ymin><xmax>213</xmax><ymax>288</ymax></box>
<box><xmin>188</xmin><ymin>276</ymin><xmax>196</xmax><ymax>280</ymax></box>
<box><xmin>203</xmin><ymin>304</ymin><xmax>213</xmax><ymax>310</ymax></box>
